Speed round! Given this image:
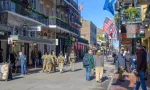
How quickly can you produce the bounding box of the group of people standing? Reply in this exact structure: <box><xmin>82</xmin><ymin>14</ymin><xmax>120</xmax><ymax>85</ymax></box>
<box><xmin>42</xmin><ymin>50</ymin><xmax>76</xmax><ymax>73</ymax></box>
<box><xmin>117</xmin><ymin>43</ymin><xmax>150</xmax><ymax>90</ymax></box>
<box><xmin>83</xmin><ymin>49</ymin><xmax>104</xmax><ymax>83</ymax></box>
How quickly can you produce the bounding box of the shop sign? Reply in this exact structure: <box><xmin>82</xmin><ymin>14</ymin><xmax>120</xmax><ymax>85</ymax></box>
<box><xmin>122</xmin><ymin>40</ymin><xmax>132</xmax><ymax>44</ymax></box>
<box><xmin>56</xmin><ymin>39</ymin><xmax>58</xmax><ymax>45</ymax></box>
<box><xmin>27</xmin><ymin>26</ymin><xmax>41</xmax><ymax>31</ymax></box>
<box><xmin>127</xmin><ymin>33</ymin><xmax>136</xmax><ymax>38</ymax></box>
<box><xmin>8</xmin><ymin>38</ymin><xmax>13</xmax><ymax>44</ymax></box>
<box><xmin>122</xmin><ymin>33</ymin><xmax>127</xmax><ymax>38</ymax></box>
<box><xmin>126</xmin><ymin>24</ymin><xmax>139</xmax><ymax>34</ymax></box>
<box><xmin>136</xmin><ymin>34</ymin><xmax>145</xmax><ymax>38</ymax></box>
<box><xmin>0</xmin><ymin>64</ymin><xmax>9</xmax><ymax>81</ymax></box>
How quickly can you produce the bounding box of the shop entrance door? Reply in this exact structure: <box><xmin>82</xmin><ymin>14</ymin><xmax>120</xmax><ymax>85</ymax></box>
<box><xmin>24</xmin><ymin>43</ymin><xmax>29</xmax><ymax>65</ymax></box>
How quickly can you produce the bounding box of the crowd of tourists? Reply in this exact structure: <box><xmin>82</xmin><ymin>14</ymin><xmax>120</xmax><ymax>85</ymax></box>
<box><xmin>113</xmin><ymin>43</ymin><xmax>150</xmax><ymax>90</ymax></box>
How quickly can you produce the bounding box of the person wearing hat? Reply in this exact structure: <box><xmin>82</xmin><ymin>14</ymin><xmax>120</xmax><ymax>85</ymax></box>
<box><xmin>93</xmin><ymin>50</ymin><xmax>104</xmax><ymax>83</ymax></box>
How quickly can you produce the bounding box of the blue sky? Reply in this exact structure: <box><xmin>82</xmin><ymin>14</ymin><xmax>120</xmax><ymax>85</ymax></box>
<box><xmin>78</xmin><ymin>0</ymin><xmax>114</xmax><ymax>29</ymax></box>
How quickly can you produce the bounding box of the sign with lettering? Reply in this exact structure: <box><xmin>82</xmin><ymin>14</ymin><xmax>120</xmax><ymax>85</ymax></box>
<box><xmin>8</xmin><ymin>38</ymin><xmax>13</xmax><ymax>44</ymax></box>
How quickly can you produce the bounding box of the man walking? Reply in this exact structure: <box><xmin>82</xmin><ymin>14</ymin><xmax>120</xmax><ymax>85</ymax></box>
<box><xmin>83</xmin><ymin>49</ymin><xmax>94</xmax><ymax>81</ymax></box>
<box><xmin>94</xmin><ymin>50</ymin><xmax>104</xmax><ymax>83</ymax></box>
<box><xmin>46</xmin><ymin>52</ymin><xmax>53</xmax><ymax>73</ymax></box>
<box><xmin>58</xmin><ymin>52</ymin><xmax>65</xmax><ymax>73</ymax></box>
<box><xmin>42</xmin><ymin>52</ymin><xmax>48</xmax><ymax>73</ymax></box>
<box><xmin>19</xmin><ymin>51</ymin><xmax>27</xmax><ymax>75</ymax></box>
<box><xmin>135</xmin><ymin>44</ymin><xmax>147</xmax><ymax>90</ymax></box>
<box><xmin>69</xmin><ymin>50</ymin><xmax>76</xmax><ymax>72</ymax></box>
<box><xmin>52</xmin><ymin>51</ymin><xmax>57</xmax><ymax>72</ymax></box>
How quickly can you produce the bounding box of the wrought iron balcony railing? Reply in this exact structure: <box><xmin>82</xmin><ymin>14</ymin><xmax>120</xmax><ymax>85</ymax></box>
<box><xmin>73</xmin><ymin>18</ymin><xmax>82</xmax><ymax>26</ymax></box>
<box><xmin>49</xmin><ymin>18</ymin><xmax>79</xmax><ymax>35</ymax></box>
<box><xmin>0</xmin><ymin>0</ymin><xmax>49</xmax><ymax>25</ymax></box>
<box><xmin>65</xmin><ymin>0</ymin><xmax>78</xmax><ymax>10</ymax></box>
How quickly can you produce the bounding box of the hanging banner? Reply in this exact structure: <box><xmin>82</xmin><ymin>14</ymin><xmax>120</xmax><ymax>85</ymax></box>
<box><xmin>126</xmin><ymin>24</ymin><xmax>139</xmax><ymax>34</ymax></box>
<box><xmin>0</xmin><ymin>64</ymin><xmax>9</xmax><ymax>81</ymax></box>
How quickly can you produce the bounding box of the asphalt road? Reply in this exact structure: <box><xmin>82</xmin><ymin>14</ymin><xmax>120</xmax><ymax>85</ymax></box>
<box><xmin>0</xmin><ymin>58</ymin><xmax>115</xmax><ymax>90</ymax></box>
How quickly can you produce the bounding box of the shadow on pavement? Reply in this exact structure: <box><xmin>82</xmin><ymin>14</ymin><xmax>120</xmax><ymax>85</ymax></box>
<box><xmin>12</xmin><ymin>76</ymin><xmax>24</xmax><ymax>80</ymax></box>
<box><xmin>63</xmin><ymin>68</ymin><xmax>83</xmax><ymax>73</ymax></box>
<box><xmin>102</xmin><ymin>76</ymin><xmax>108</xmax><ymax>82</ymax></box>
<box><xmin>91</xmin><ymin>76</ymin><xmax>95</xmax><ymax>80</ymax></box>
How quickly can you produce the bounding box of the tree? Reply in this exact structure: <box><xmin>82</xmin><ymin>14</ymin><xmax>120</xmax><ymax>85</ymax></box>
<box><xmin>97</xmin><ymin>34</ymin><xmax>105</xmax><ymax>41</ymax></box>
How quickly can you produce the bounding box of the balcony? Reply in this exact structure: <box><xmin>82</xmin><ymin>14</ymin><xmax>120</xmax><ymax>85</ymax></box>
<box><xmin>49</xmin><ymin>18</ymin><xmax>79</xmax><ymax>35</ymax></box>
<box><xmin>78</xmin><ymin>38</ymin><xmax>89</xmax><ymax>44</ymax></box>
<box><xmin>73</xmin><ymin>18</ymin><xmax>82</xmax><ymax>27</ymax></box>
<box><xmin>64</xmin><ymin>0</ymin><xmax>78</xmax><ymax>11</ymax></box>
<box><xmin>0</xmin><ymin>0</ymin><xmax>49</xmax><ymax>26</ymax></box>
<box><xmin>122</xmin><ymin>7</ymin><xmax>142</xmax><ymax>24</ymax></box>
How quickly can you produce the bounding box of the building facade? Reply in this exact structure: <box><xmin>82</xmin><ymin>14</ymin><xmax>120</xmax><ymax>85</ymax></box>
<box><xmin>80</xmin><ymin>19</ymin><xmax>97</xmax><ymax>49</ymax></box>
<box><xmin>0</xmin><ymin>0</ymin><xmax>87</xmax><ymax>64</ymax></box>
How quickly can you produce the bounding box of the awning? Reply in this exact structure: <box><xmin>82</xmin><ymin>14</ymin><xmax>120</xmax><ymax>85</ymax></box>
<box><xmin>0</xmin><ymin>11</ymin><xmax>45</xmax><ymax>26</ymax></box>
<box><xmin>0</xmin><ymin>35</ymin><xmax>56</xmax><ymax>45</ymax></box>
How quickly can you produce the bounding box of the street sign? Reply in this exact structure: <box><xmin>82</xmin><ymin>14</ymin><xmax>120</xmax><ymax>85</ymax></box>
<box><xmin>8</xmin><ymin>38</ymin><xmax>13</xmax><ymax>44</ymax></box>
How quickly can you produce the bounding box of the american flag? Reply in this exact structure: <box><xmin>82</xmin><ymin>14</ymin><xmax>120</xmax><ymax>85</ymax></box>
<box><xmin>79</xmin><ymin>3</ymin><xmax>83</xmax><ymax>10</ymax></box>
<box><xmin>103</xmin><ymin>17</ymin><xmax>116</xmax><ymax>37</ymax></box>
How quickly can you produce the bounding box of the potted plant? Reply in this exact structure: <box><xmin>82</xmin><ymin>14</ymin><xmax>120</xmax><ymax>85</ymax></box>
<box><xmin>123</xmin><ymin>7</ymin><xmax>139</xmax><ymax>21</ymax></box>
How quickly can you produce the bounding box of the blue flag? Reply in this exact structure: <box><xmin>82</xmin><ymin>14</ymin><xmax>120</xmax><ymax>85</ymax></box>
<box><xmin>103</xmin><ymin>0</ymin><xmax>115</xmax><ymax>15</ymax></box>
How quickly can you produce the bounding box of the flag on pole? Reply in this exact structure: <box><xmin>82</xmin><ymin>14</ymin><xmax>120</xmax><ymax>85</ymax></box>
<box><xmin>103</xmin><ymin>0</ymin><xmax>115</xmax><ymax>15</ymax></box>
<box><xmin>103</xmin><ymin>17</ymin><xmax>115</xmax><ymax>37</ymax></box>
<box><xmin>79</xmin><ymin>3</ymin><xmax>83</xmax><ymax>10</ymax></box>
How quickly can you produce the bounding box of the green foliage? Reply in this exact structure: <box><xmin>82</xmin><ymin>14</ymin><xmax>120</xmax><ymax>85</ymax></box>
<box><xmin>114</xmin><ymin>13</ymin><xmax>119</xmax><ymax>26</ymax></box>
<box><xmin>123</xmin><ymin>8</ymin><xmax>139</xmax><ymax>21</ymax></box>
<box><xmin>97</xmin><ymin>34</ymin><xmax>105</xmax><ymax>41</ymax></box>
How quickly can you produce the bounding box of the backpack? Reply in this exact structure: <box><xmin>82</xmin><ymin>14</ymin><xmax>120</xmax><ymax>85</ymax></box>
<box><xmin>83</xmin><ymin>54</ymin><xmax>90</xmax><ymax>67</ymax></box>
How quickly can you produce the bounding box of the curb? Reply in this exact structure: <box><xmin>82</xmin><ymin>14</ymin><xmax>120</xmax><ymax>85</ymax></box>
<box><xmin>107</xmin><ymin>66</ymin><xmax>116</xmax><ymax>90</ymax></box>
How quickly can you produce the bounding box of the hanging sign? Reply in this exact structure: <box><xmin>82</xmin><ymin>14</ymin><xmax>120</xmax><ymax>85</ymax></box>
<box><xmin>8</xmin><ymin>38</ymin><xmax>13</xmax><ymax>44</ymax></box>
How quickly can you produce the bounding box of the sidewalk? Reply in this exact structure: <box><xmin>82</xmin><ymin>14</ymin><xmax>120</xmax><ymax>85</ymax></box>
<box><xmin>110</xmin><ymin>72</ymin><xmax>150</xmax><ymax>90</ymax></box>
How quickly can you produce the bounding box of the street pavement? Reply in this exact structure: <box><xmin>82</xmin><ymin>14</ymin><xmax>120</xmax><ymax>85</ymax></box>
<box><xmin>0</xmin><ymin>58</ymin><xmax>115</xmax><ymax>90</ymax></box>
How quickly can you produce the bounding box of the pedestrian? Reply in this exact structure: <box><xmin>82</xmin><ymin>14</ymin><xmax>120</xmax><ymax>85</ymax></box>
<box><xmin>69</xmin><ymin>50</ymin><xmax>76</xmax><ymax>72</ymax></box>
<box><xmin>134</xmin><ymin>43</ymin><xmax>147</xmax><ymax>90</ymax></box>
<box><xmin>18</xmin><ymin>51</ymin><xmax>27</xmax><ymax>76</ymax></box>
<box><xmin>125</xmin><ymin>49</ymin><xmax>132</xmax><ymax>73</ymax></box>
<box><xmin>117</xmin><ymin>49</ymin><xmax>125</xmax><ymax>81</ymax></box>
<box><xmin>65</xmin><ymin>53</ymin><xmax>68</xmax><ymax>65</ymax></box>
<box><xmin>94</xmin><ymin>50</ymin><xmax>104</xmax><ymax>83</ymax></box>
<box><xmin>143</xmin><ymin>46</ymin><xmax>150</xmax><ymax>75</ymax></box>
<box><xmin>46</xmin><ymin>52</ymin><xmax>53</xmax><ymax>73</ymax></box>
<box><xmin>52</xmin><ymin>51</ymin><xmax>57</xmax><ymax>72</ymax></box>
<box><xmin>38</xmin><ymin>50</ymin><xmax>42</xmax><ymax>66</ymax></box>
<box><xmin>83</xmin><ymin>49</ymin><xmax>95</xmax><ymax>81</ymax></box>
<box><xmin>58</xmin><ymin>52</ymin><xmax>65</xmax><ymax>73</ymax></box>
<box><xmin>31</xmin><ymin>50</ymin><xmax>35</xmax><ymax>67</ymax></box>
<box><xmin>10</xmin><ymin>51</ymin><xmax>17</xmax><ymax>73</ymax></box>
<box><xmin>42</xmin><ymin>52</ymin><xmax>48</xmax><ymax>73</ymax></box>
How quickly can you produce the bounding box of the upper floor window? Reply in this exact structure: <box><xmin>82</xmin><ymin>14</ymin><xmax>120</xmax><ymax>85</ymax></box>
<box><xmin>39</xmin><ymin>1</ymin><xmax>43</xmax><ymax>13</ymax></box>
<box><xmin>46</xmin><ymin>6</ymin><xmax>49</xmax><ymax>16</ymax></box>
<box><xmin>30</xmin><ymin>0</ymin><xmax>36</xmax><ymax>9</ymax></box>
